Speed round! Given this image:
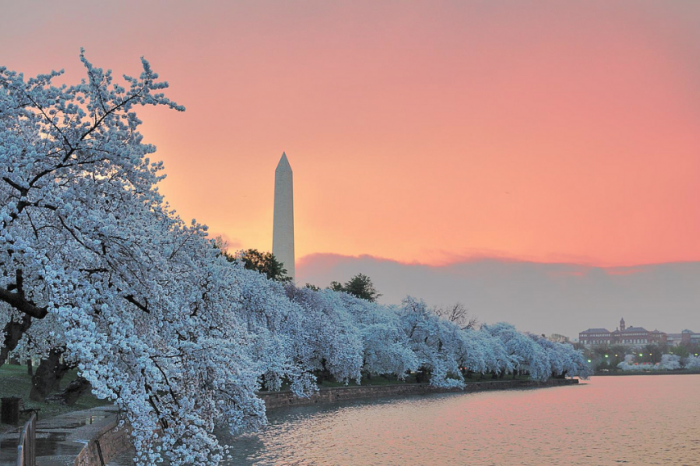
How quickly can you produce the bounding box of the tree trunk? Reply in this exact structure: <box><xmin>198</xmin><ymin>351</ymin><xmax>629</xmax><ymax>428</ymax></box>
<box><xmin>316</xmin><ymin>359</ymin><xmax>332</xmax><ymax>383</ymax></box>
<box><xmin>47</xmin><ymin>377</ymin><xmax>91</xmax><ymax>406</ymax></box>
<box><xmin>30</xmin><ymin>348</ymin><xmax>71</xmax><ymax>401</ymax></box>
<box><xmin>27</xmin><ymin>359</ymin><xmax>33</xmax><ymax>376</ymax></box>
<box><xmin>0</xmin><ymin>315</ymin><xmax>32</xmax><ymax>366</ymax></box>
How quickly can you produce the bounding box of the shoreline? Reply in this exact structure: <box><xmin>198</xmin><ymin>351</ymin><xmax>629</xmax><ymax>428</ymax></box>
<box><xmin>260</xmin><ymin>378</ymin><xmax>579</xmax><ymax>410</ymax></box>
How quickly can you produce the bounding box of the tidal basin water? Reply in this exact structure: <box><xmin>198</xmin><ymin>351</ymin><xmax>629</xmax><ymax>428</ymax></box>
<box><xmin>222</xmin><ymin>375</ymin><xmax>700</xmax><ymax>465</ymax></box>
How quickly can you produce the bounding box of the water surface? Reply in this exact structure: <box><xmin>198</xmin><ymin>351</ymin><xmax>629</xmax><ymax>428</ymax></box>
<box><xmin>222</xmin><ymin>375</ymin><xmax>700</xmax><ymax>465</ymax></box>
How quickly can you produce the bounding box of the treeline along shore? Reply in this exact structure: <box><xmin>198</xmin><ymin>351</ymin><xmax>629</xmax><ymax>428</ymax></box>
<box><xmin>261</xmin><ymin>378</ymin><xmax>579</xmax><ymax>410</ymax></box>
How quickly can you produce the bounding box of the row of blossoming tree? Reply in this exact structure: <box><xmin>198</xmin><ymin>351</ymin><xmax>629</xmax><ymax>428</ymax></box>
<box><xmin>0</xmin><ymin>54</ymin><xmax>590</xmax><ymax>465</ymax></box>
<box><xmin>617</xmin><ymin>354</ymin><xmax>700</xmax><ymax>371</ymax></box>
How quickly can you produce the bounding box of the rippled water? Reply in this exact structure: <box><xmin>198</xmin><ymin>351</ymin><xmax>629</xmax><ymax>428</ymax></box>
<box><xmin>222</xmin><ymin>375</ymin><xmax>700</xmax><ymax>465</ymax></box>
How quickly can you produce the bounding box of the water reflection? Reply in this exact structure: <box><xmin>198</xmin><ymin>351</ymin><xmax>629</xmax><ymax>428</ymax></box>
<box><xmin>221</xmin><ymin>376</ymin><xmax>700</xmax><ymax>465</ymax></box>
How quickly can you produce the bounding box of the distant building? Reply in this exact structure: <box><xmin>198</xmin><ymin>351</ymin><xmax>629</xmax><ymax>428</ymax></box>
<box><xmin>579</xmin><ymin>318</ymin><xmax>667</xmax><ymax>347</ymax></box>
<box><xmin>578</xmin><ymin>328</ymin><xmax>612</xmax><ymax>346</ymax></box>
<box><xmin>667</xmin><ymin>329</ymin><xmax>700</xmax><ymax>346</ymax></box>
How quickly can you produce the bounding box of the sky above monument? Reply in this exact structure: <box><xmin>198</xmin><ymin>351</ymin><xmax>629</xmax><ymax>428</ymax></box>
<box><xmin>2</xmin><ymin>1</ymin><xmax>699</xmax><ymax>271</ymax></box>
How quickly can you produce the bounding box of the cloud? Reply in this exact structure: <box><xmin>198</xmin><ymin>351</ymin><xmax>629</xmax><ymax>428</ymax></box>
<box><xmin>297</xmin><ymin>254</ymin><xmax>700</xmax><ymax>340</ymax></box>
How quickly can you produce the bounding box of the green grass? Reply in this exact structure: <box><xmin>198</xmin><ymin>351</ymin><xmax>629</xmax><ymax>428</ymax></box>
<box><xmin>0</xmin><ymin>363</ymin><xmax>111</xmax><ymax>433</ymax></box>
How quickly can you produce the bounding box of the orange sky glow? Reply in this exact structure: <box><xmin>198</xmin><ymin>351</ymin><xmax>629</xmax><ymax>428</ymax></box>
<box><xmin>3</xmin><ymin>1</ymin><xmax>699</xmax><ymax>268</ymax></box>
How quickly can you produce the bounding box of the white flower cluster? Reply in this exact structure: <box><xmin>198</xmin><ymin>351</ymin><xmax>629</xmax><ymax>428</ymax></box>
<box><xmin>684</xmin><ymin>355</ymin><xmax>700</xmax><ymax>370</ymax></box>
<box><xmin>617</xmin><ymin>353</ymin><xmax>695</xmax><ymax>371</ymax></box>
<box><xmin>0</xmin><ymin>55</ymin><xmax>590</xmax><ymax>465</ymax></box>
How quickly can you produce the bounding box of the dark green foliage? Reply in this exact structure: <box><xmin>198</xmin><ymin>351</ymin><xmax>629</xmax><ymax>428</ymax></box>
<box><xmin>329</xmin><ymin>273</ymin><xmax>381</xmax><ymax>302</ymax></box>
<box><xmin>640</xmin><ymin>344</ymin><xmax>663</xmax><ymax>364</ymax></box>
<box><xmin>671</xmin><ymin>345</ymin><xmax>690</xmax><ymax>359</ymax></box>
<box><xmin>224</xmin><ymin>248</ymin><xmax>291</xmax><ymax>282</ymax></box>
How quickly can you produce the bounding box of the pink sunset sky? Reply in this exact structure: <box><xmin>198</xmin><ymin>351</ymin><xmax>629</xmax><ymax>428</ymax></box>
<box><xmin>2</xmin><ymin>1</ymin><xmax>699</xmax><ymax>336</ymax></box>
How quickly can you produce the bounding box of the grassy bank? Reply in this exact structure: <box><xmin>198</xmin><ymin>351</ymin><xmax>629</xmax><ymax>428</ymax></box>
<box><xmin>0</xmin><ymin>364</ymin><xmax>111</xmax><ymax>433</ymax></box>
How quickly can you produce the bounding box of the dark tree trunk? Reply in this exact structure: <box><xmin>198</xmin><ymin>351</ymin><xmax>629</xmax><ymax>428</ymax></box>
<box><xmin>27</xmin><ymin>359</ymin><xmax>33</xmax><ymax>376</ymax></box>
<box><xmin>30</xmin><ymin>348</ymin><xmax>72</xmax><ymax>401</ymax></box>
<box><xmin>0</xmin><ymin>315</ymin><xmax>32</xmax><ymax>366</ymax></box>
<box><xmin>47</xmin><ymin>377</ymin><xmax>91</xmax><ymax>406</ymax></box>
<box><xmin>315</xmin><ymin>359</ymin><xmax>333</xmax><ymax>383</ymax></box>
<box><xmin>415</xmin><ymin>366</ymin><xmax>431</xmax><ymax>383</ymax></box>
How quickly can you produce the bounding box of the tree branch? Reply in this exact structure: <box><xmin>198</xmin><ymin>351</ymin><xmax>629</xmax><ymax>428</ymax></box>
<box><xmin>0</xmin><ymin>271</ymin><xmax>48</xmax><ymax>319</ymax></box>
<box><xmin>124</xmin><ymin>294</ymin><xmax>150</xmax><ymax>314</ymax></box>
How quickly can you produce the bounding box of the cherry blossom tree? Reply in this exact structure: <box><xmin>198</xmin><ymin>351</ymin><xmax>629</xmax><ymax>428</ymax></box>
<box><xmin>530</xmin><ymin>334</ymin><xmax>590</xmax><ymax>379</ymax></box>
<box><xmin>683</xmin><ymin>355</ymin><xmax>700</xmax><ymax>370</ymax></box>
<box><xmin>482</xmin><ymin>323</ymin><xmax>550</xmax><ymax>381</ymax></box>
<box><xmin>0</xmin><ymin>53</ymin><xmax>267</xmax><ymax>464</ymax></box>
<box><xmin>286</xmin><ymin>286</ymin><xmax>364</xmax><ymax>384</ymax></box>
<box><xmin>617</xmin><ymin>354</ymin><xmax>636</xmax><ymax>370</ymax></box>
<box><xmin>658</xmin><ymin>354</ymin><xmax>681</xmax><ymax>370</ymax></box>
<box><xmin>334</xmin><ymin>292</ymin><xmax>418</xmax><ymax>379</ymax></box>
<box><xmin>399</xmin><ymin>297</ymin><xmax>465</xmax><ymax>388</ymax></box>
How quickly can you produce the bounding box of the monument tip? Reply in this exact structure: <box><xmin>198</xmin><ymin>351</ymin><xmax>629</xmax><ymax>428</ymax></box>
<box><xmin>276</xmin><ymin>152</ymin><xmax>292</xmax><ymax>172</ymax></box>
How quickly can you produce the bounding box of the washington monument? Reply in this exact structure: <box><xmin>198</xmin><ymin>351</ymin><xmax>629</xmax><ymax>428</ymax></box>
<box><xmin>273</xmin><ymin>152</ymin><xmax>295</xmax><ymax>281</ymax></box>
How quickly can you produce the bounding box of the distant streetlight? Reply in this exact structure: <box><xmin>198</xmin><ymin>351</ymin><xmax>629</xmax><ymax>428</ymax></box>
<box><xmin>605</xmin><ymin>355</ymin><xmax>609</xmax><ymax>358</ymax></box>
<box><xmin>587</xmin><ymin>359</ymin><xmax>592</xmax><ymax>363</ymax></box>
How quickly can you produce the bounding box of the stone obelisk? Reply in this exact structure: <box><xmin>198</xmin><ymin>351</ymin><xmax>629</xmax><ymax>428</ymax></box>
<box><xmin>273</xmin><ymin>152</ymin><xmax>295</xmax><ymax>281</ymax></box>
